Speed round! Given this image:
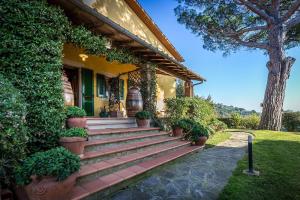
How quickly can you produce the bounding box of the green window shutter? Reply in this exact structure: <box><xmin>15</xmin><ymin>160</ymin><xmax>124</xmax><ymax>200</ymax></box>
<box><xmin>119</xmin><ymin>79</ymin><xmax>124</xmax><ymax>100</ymax></box>
<box><xmin>97</xmin><ymin>74</ymin><xmax>106</xmax><ymax>98</ymax></box>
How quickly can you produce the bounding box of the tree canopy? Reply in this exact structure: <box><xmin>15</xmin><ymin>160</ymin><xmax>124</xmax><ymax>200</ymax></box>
<box><xmin>175</xmin><ymin>0</ymin><xmax>300</xmax><ymax>55</ymax></box>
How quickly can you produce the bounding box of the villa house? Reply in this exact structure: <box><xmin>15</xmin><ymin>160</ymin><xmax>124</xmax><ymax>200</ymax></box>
<box><xmin>49</xmin><ymin>0</ymin><xmax>205</xmax><ymax>117</ymax></box>
<box><xmin>44</xmin><ymin>0</ymin><xmax>206</xmax><ymax>199</ymax></box>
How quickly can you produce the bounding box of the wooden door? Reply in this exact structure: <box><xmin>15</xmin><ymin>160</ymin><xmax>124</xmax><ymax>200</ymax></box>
<box><xmin>81</xmin><ymin>69</ymin><xmax>94</xmax><ymax>116</ymax></box>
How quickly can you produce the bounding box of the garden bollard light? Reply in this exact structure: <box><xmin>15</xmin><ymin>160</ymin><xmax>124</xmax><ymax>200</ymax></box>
<box><xmin>243</xmin><ymin>135</ymin><xmax>259</xmax><ymax>176</ymax></box>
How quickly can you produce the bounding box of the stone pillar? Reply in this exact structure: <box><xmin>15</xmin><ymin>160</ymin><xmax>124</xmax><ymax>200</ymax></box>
<box><xmin>140</xmin><ymin>62</ymin><xmax>156</xmax><ymax>113</ymax></box>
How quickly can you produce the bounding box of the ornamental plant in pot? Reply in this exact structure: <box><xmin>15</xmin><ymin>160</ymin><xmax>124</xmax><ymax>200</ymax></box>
<box><xmin>135</xmin><ymin>111</ymin><xmax>151</xmax><ymax>128</ymax></box>
<box><xmin>59</xmin><ymin>128</ymin><xmax>88</xmax><ymax>157</ymax></box>
<box><xmin>190</xmin><ymin>123</ymin><xmax>210</xmax><ymax>146</ymax></box>
<box><xmin>14</xmin><ymin>147</ymin><xmax>80</xmax><ymax>200</ymax></box>
<box><xmin>66</xmin><ymin>106</ymin><xmax>86</xmax><ymax>128</ymax></box>
<box><xmin>171</xmin><ymin>119</ymin><xmax>188</xmax><ymax>137</ymax></box>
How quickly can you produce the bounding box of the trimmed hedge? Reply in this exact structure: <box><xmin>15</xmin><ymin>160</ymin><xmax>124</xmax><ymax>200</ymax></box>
<box><xmin>0</xmin><ymin>0</ymin><xmax>69</xmax><ymax>152</ymax></box>
<box><xmin>0</xmin><ymin>75</ymin><xmax>28</xmax><ymax>187</ymax></box>
<box><xmin>282</xmin><ymin>112</ymin><xmax>300</xmax><ymax>132</ymax></box>
<box><xmin>60</xmin><ymin>128</ymin><xmax>88</xmax><ymax>138</ymax></box>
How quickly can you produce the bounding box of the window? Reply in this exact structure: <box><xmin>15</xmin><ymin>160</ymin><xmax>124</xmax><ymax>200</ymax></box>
<box><xmin>96</xmin><ymin>74</ymin><xmax>107</xmax><ymax>98</ymax></box>
<box><xmin>119</xmin><ymin>79</ymin><xmax>125</xmax><ymax>100</ymax></box>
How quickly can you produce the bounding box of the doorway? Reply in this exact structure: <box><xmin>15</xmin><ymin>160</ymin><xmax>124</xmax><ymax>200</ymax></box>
<box><xmin>81</xmin><ymin>68</ymin><xmax>94</xmax><ymax>116</ymax></box>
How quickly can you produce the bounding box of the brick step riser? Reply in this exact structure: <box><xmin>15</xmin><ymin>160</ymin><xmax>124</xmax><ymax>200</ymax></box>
<box><xmin>84</xmin><ymin>135</ymin><xmax>170</xmax><ymax>152</ymax></box>
<box><xmin>81</xmin><ymin>149</ymin><xmax>201</xmax><ymax>200</ymax></box>
<box><xmin>87</xmin><ymin>123</ymin><xmax>137</xmax><ymax>130</ymax></box>
<box><xmin>81</xmin><ymin>139</ymin><xmax>180</xmax><ymax>166</ymax></box>
<box><xmin>77</xmin><ymin>143</ymin><xmax>190</xmax><ymax>185</ymax></box>
<box><xmin>88</xmin><ymin>129</ymin><xmax>161</xmax><ymax>140</ymax></box>
<box><xmin>86</xmin><ymin>119</ymin><xmax>136</xmax><ymax>125</ymax></box>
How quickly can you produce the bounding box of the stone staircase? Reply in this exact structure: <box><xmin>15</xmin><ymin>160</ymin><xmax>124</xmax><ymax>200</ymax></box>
<box><xmin>70</xmin><ymin>118</ymin><xmax>203</xmax><ymax>200</ymax></box>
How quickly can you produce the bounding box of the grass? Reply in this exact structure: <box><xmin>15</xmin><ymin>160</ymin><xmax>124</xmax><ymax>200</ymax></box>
<box><xmin>219</xmin><ymin>130</ymin><xmax>300</xmax><ymax>200</ymax></box>
<box><xmin>205</xmin><ymin>131</ymin><xmax>231</xmax><ymax>149</ymax></box>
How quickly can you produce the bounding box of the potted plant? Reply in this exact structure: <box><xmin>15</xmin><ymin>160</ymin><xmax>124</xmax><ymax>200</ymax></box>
<box><xmin>171</xmin><ymin>119</ymin><xmax>188</xmax><ymax>137</ymax></box>
<box><xmin>135</xmin><ymin>111</ymin><xmax>151</xmax><ymax>128</ymax></box>
<box><xmin>14</xmin><ymin>147</ymin><xmax>80</xmax><ymax>200</ymax></box>
<box><xmin>65</xmin><ymin>106</ymin><xmax>86</xmax><ymax>128</ymax></box>
<box><xmin>99</xmin><ymin>106</ymin><xmax>109</xmax><ymax>118</ymax></box>
<box><xmin>190</xmin><ymin>123</ymin><xmax>210</xmax><ymax>146</ymax></box>
<box><xmin>59</xmin><ymin>128</ymin><xmax>88</xmax><ymax>157</ymax></box>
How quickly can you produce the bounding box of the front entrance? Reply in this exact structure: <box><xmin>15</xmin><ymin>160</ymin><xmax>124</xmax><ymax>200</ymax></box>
<box><xmin>82</xmin><ymin>68</ymin><xmax>94</xmax><ymax>116</ymax></box>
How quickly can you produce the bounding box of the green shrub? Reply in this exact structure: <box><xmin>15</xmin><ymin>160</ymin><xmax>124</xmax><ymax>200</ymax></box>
<box><xmin>209</xmin><ymin>118</ymin><xmax>228</xmax><ymax>132</ymax></box>
<box><xmin>282</xmin><ymin>112</ymin><xmax>300</xmax><ymax>132</ymax></box>
<box><xmin>15</xmin><ymin>147</ymin><xmax>80</xmax><ymax>185</ymax></box>
<box><xmin>0</xmin><ymin>75</ymin><xmax>28</xmax><ymax>187</ymax></box>
<box><xmin>60</xmin><ymin>128</ymin><xmax>88</xmax><ymax>138</ymax></box>
<box><xmin>135</xmin><ymin>111</ymin><xmax>151</xmax><ymax>120</ymax></box>
<box><xmin>164</xmin><ymin>97</ymin><xmax>216</xmax><ymax>128</ymax></box>
<box><xmin>189</xmin><ymin>123</ymin><xmax>210</xmax><ymax>142</ymax></box>
<box><xmin>65</xmin><ymin>106</ymin><xmax>86</xmax><ymax>118</ymax></box>
<box><xmin>172</xmin><ymin>119</ymin><xmax>190</xmax><ymax>129</ymax></box>
<box><xmin>241</xmin><ymin>114</ymin><xmax>260</xmax><ymax>130</ymax></box>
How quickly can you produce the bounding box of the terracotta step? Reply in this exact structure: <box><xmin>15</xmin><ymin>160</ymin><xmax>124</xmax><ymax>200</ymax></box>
<box><xmin>81</xmin><ymin>137</ymin><xmax>180</xmax><ymax>165</ymax></box>
<box><xmin>78</xmin><ymin>140</ymin><xmax>190</xmax><ymax>184</ymax></box>
<box><xmin>70</xmin><ymin>145</ymin><xmax>203</xmax><ymax>200</ymax></box>
<box><xmin>88</xmin><ymin>127</ymin><xmax>160</xmax><ymax>140</ymax></box>
<box><xmin>85</xmin><ymin>132</ymin><xmax>170</xmax><ymax>152</ymax></box>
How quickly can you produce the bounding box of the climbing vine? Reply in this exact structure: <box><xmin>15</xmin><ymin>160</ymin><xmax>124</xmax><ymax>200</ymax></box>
<box><xmin>140</xmin><ymin>63</ymin><xmax>157</xmax><ymax>117</ymax></box>
<box><xmin>0</xmin><ymin>0</ymin><xmax>157</xmax><ymax>154</ymax></box>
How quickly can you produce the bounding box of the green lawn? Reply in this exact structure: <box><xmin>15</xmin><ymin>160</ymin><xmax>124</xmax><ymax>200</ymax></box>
<box><xmin>219</xmin><ymin>130</ymin><xmax>300</xmax><ymax>200</ymax></box>
<box><xmin>205</xmin><ymin>131</ymin><xmax>231</xmax><ymax>149</ymax></box>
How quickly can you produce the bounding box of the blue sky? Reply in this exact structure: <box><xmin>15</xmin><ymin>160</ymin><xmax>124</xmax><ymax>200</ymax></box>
<box><xmin>138</xmin><ymin>0</ymin><xmax>300</xmax><ymax>112</ymax></box>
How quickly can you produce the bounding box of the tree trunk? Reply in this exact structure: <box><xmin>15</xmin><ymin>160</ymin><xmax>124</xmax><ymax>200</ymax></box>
<box><xmin>259</xmin><ymin>26</ymin><xmax>295</xmax><ymax>130</ymax></box>
<box><xmin>259</xmin><ymin>57</ymin><xmax>295</xmax><ymax>130</ymax></box>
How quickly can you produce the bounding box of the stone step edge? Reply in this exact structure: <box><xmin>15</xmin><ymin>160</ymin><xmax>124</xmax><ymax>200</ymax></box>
<box><xmin>86</xmin><ymin>117</ymin><xmax>136</xmax><ymax>120</ymax></box>
<box><xmin>87</xmin><ymin>121</ymin><xmax>137</xmax><ymax>126</ymax></box>
<box><xmin>88</xmin><ymin>127</ymin><xmax>160</xmax><ymax>136</ymax></box>
<box><xmin>71</xmin><ymin>145</ymin><xmax>203</xmax><ymax>200</ymax></box>
<box><xmin>78</xmin><ymin>141</ymin><xmax>190</xmax><ymax>179</ymax></box>
<box><xmin>81</xmin><ymin>137</ymin><xmax>180</xmax><ymax>160</ymax></box>
<box><xmin>85</xmin><ymin>132</ymin><xmax>170</xmax><ymax>147</ymax></box>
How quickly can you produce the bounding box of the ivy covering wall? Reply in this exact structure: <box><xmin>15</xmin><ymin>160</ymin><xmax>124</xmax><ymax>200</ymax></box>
<box><xmin>0</xmin><ymin>0</ymin><xmax>157</xmax><ymax>153</ymax></box>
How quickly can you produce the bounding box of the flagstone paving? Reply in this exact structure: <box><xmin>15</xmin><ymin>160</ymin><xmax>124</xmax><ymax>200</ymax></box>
<box><xmin>110</xmin><ymin>132</ymin><xmax>249</xmax><ymax>200</ymax></box>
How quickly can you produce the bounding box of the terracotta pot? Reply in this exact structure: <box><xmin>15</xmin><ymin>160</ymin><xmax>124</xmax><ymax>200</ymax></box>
<box><xmin>194</xmin><ymin>136</ymin><xmax>208</xmax><ymax>146</ymax></box>
<box><xmin>67</xmin><ymin>117</ymin><xmax>86</xmax><ymax>128</ymax></box>
<box><xmin>172</xmin><ymin>127</ymin><xmax>183</xmax><ymax>137</ymax></box>
<box><xmin>136</xmin><ymin>119</ymin><xmax>150</xmax><ymax>128</ymax></box>
<box><xmin>59</xmin><ymin>137</ymin><xmax>86</xmax><ymax>156</ymax></box>
<box><xmin>24</xmin><ymin>173</ymin><xmax>77</xmax><ymax>200</ymax></box>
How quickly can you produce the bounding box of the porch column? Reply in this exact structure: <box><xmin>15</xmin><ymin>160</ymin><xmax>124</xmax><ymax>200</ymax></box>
<box><xmin>140</xmin><ymin>62</ymin><xmax>156</xmax><ymax>112</ymax></box>
<box><xmin>184</xmin><ymin>80</ymin><xmax>193</xmax><ymax>97</ymax></box>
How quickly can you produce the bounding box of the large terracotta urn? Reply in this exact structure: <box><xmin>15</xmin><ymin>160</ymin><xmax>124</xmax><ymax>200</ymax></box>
<box><xmin>126</xmin><ymin>87</ymin><xmax>143</xmax><ymax>117</ymax></box>
<box><xmin>62</xmin><ymin>72</ymin><xmax>74</xmax><ymax>106</ymax></box>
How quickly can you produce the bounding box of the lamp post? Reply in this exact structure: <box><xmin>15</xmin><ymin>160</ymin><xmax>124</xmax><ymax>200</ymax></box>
<box><xmin>243</xmin><ymin>135</ymin><xmax>260</xmax><ymax>176</ymax></box>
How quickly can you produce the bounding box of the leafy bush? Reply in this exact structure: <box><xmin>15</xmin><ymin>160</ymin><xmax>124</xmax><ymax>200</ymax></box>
<box><xmin>60</xmin><ymin>128</ymin><xmax>88</xmax><ymax>138</ymax></box>
<box><xmin>189</xmin><ymin>123</ymin><xmax>210</xmax><ymax>142</ymax></box>
<box><xmin>164</xmin><ymin>97</ymin><xmax>216</xmax><ymax>128</ymax></box>
<box><xmin>282</xmin><ymin>112</ymin><xmax>300</xmax><ymax>132</ymax></box>
<box><xmin>15</xmin><ymin>147</ymin><xmax>80</xmax><ymax>185</ymax></box>
<box><xmin>0</xmin><ymin>75</ymin><xmax>28</xmax><ymax>187</ymax></box>
<box><xmin>209</xmin><ymin>119</ymin><xmax>228</xmax><ymax>132</ymax></box>
<box><xmin>172</xmin><ymin>119</ymin><xmax>190</xmax><ymax>129</ymax></box>
<box><xmin>241</xmin><ymin>114</ymin><xmax>260</xmax><ymax>130</ymax></box>
<box><xmin>135</xmin><ymin>111</ymin><xmax>151</xmax><ymax>120</ymax></box>
<box><xmin>65</xmin><ymin>106</ymin><xmax>86</xmax><ymax>118</ymax></box>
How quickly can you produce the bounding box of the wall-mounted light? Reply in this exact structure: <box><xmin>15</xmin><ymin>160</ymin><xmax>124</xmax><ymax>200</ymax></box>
<box><xmin>79</xmin><ymin>54</ymin><xmax>88</xmax><ymax>61</ymax></box>
<box><xmin>105</xmin><ymin>39</ymin><xmax>112</xmax><ymax>49</ymax></box>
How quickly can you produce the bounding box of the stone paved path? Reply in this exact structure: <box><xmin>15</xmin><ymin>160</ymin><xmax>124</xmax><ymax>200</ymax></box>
<box><xmin>110</xmin><ymin>132</ymin><xmax>249</xmax><ymax>200</ymax></box>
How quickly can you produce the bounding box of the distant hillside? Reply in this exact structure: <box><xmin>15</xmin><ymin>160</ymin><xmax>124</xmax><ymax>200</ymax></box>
<box><xmin>214</xmin><ymin>103</ymin><xmax>259</xmax><ymax>118</ymax></box>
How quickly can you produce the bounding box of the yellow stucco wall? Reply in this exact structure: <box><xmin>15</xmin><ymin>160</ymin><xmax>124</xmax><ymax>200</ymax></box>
<box><xmin>63</xmin><ymin>43</ymin><xmax>136</xmax><ymax>116</ymax></box>
<box><xmin>156</xmin><ymin>74</ymin><xmax>176</xmax><ymax>115</ymax></box>
<box><xmin>83</xmin><ymin>0</ymin><xmax>174</xmax><ymax>58</ymax></box>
